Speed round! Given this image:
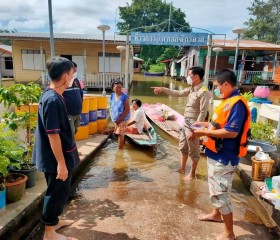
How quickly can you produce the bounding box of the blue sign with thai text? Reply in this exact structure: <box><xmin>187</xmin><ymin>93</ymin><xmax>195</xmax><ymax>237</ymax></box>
<box><xmin>130</xmin><ymin>32</ymin><xmax>208</xmax><ymax>46</ymax></box>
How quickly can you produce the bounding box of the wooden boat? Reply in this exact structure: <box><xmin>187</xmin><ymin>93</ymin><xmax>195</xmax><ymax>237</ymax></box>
<box><xmin>110</xmin><ymin>107</ymin><xmax>157</xmax><ymax>147</ymax></box>
<box><xmin>144</xmin><ymin>72</ymin><xmax>165</xmax><ymax>76</ymax></box>
<box><xmin>125</xmin><ymin>125</ymin><xmax>157</xmax><ymax>147</ymax></box>
<box><xmin>142</xmin><ymin>103</ymin><xmax>184</xmax><ymax>141</ymax></box>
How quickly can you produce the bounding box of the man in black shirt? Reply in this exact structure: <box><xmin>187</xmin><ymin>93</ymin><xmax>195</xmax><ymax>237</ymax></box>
<box><xmin>32</xmin><ymin>57</ymin><xmax>79</xmax><ymax>240</ymax></box>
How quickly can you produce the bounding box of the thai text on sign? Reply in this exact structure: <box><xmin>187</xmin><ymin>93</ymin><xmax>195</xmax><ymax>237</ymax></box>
<box><xmin>130</xmin><ymin>32</ymin><xmax>208</xmax><ymax>46</ymax></box>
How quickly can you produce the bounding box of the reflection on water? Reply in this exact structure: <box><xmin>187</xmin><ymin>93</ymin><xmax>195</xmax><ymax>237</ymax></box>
<box><xmin>73</xmin><ymin>74</ymin><xmax>276</xmax><ymax>237</ymax></box>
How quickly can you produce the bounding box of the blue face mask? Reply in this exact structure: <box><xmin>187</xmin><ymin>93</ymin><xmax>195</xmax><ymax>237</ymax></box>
<box><xmin>214</xmin><ymin>88</ymin><xmax>221</xmax><ymax>97</ymax></box>
<box><xmin>214</xmin><ymin>83</ymin><xmax>225</xmax><ymax>98</ymax></box>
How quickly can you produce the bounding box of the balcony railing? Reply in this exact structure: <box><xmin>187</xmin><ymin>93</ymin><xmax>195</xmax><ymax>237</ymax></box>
<box><xmin>208</xmin><ymin>70</ymin><xmax>274</xmax><ymax>84</ymax></box>
<box><xmin>42</xmin><ymin>72</ymin><xmax>127</xmax><ymax>89</ymax></box>
<box><xmin>84</xmin><ymin>73</ymin><xmax>125</xmax><ymax>89</ymax></box>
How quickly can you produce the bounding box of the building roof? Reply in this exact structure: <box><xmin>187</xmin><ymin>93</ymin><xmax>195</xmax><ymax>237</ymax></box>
<box><xmin>133</xmin><ymin>56</ymin><xmax>144</xmax><ymax>62</ymax></box>
<box><xmin>160</xmin><ymin>58</ymin><xmax>173</xmax><ymax>63</ymax></box>
<box><xmin>0</xmin><ymin>44</ymin><xmax>12</xmax><ymax>54</ymax></box>
<box><xmin>0</xmin><ymin>32</ymin><xmax>126</xmax><ymax>43</ymax></box>
<box><xmin>211</xmin><ymin>39</ymin><xmax>280</xmax><ymax>51</ymax></box>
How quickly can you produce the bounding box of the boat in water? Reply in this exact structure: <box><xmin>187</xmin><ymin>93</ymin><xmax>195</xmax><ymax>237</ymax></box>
<box><xmin>142</xmin><ymin>103</ymin><xmax>184</xmax><ymax>141</ymax></box>
<box><xmin>144</xmin><ymin>72</ymin><xmax>165</xmax><ymax>77</ymax></box>
<box><xmin>125</xmin><ymin>125</ymin><xmax>157</xmax><ymax>147</ymax></box>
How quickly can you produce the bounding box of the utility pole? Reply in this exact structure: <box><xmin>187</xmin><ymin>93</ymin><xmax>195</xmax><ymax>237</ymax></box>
<box><xmin>204</xmin><ymin>34</ymin><xmax>212</xmax><ymax>89</ymax></box>
<box><xmin>168</xmin><ymin>1</ymin><xmax>172</xmax><ymax>32</ymax></box>
<box><xmin>48</xmin><ymin>0</ymin><xmax>55</xmax><ymax>58</ymax></box>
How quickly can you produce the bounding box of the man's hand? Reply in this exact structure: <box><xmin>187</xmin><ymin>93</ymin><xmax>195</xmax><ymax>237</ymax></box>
<box><xmin>193</xmin><ymin>129</ymin><xmax>207</xmax><ymax>138</ymax></box>
<box><xmin>151</xmin><ymin>87</ymin><xmax>163</xmax><ymax>95</ymax></box>
<box><xmin>188</xmin><ymin>130</ymin><xmax>196</xmax><ymax>140</ymax></box>
<box><xmin>192</xmin><ymin>121</ymin><xmax>209</xmax><ymax>128</ymax></box>
<box><xmin>56</xmin><ymin>162</ymin><xmax>68</xmax><ymax>181</ymax></box>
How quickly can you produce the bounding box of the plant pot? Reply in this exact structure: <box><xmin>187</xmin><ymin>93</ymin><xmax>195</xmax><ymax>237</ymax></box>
<box><xmin>0</xmin><ymin>186</ymin><xmax>6</xmax><ymax>211</ymax></box>
<box><xmin>4</xmin><ymin>173</ymin><xmax>28</xmax><ymax>203</ymax></box>
<box><xmin>9</xmin><ymin>164</ymin><xmax>37</xmax><ymax>188</ymax></box>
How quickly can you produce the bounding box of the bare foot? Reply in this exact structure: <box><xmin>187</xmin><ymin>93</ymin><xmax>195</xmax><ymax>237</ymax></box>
<box><xmin>214</xmin><ymin>232</ymin><xmax>235</xmax><ymax>240</ymax></box>
<box><xmin>44</xmin><ymin>226</ymin><xmax>78</xmax><ymax>240</ymax></box>
<box><xmin>183</xmin><ymin>173</ymin><xmax>196</xmax><ymax>180</ymax></box>
<box><xmin>198</xmin><ymin>213</ymin><xmax>223</xmax><ymax>223</ymax></box>
<box><xmin>54</xmin><ymin>219</ymin><xmax>74</xmax><ymax>230</ymax></box>
<box><xmin>177</xmin><ymin>169</ymin><xmax>185</xmax><ymax>174</ymax></box>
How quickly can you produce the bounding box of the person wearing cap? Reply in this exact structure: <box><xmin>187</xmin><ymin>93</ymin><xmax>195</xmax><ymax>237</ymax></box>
<box><xmin>110</xmin><ymin>80</ymin><xmax>130</xmax><ymax>149</ymax></box>
<box><xmin>151</xmin><ymin>66</ymin><xmax>210</xmax><ymax>180</ymax></box>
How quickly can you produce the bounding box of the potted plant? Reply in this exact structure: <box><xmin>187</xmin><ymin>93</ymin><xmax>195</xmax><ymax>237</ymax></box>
<box><xmin>0</xmin><ymin>183</ymin><xmax>6</xmax><ymax>211</ymax></box>
<box><xmin>0</xmin><ymin>123</ymin><xmax>27</xmax><ymax>203</ymax></box>
<box><xmin>0</xmin><ymin>83</ymin><xmax>42</xmax><ymax>188</ymax></box>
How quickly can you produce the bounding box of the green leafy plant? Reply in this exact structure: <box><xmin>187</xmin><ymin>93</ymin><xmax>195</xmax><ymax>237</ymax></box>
<box><xmin>149</xmin><ymin>63</ymin><xmax>165</xmax><ymax>73</ymax></box>
<box><xmin>252</xmin><ymin>75</ymin><xmax>263</xmax><ymax>84</ymax></box>
<box><xmin>250</xmin><ymin>121</ymin><xmax>276</xmax><ymax>145</ymax></box>
<box><xmin>0</xmin><ymin>123</ymin><xmax>23</xmax><ymax>177</ymax></box>
<box><xmin>0</xmin><ymin>83</ymin><xmax>42</xmax><ymax>166</ymax></box>
<box><xmin>241</xmin><ymin>91</ymin><xmax>254</xmax><ymax>102</ymax></box>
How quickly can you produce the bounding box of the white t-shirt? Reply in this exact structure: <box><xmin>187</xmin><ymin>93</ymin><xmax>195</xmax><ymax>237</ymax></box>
<box><xmin>133</xmin><ymin>107</ymin><xmax>150</xmax><ymax>133</ymax></box>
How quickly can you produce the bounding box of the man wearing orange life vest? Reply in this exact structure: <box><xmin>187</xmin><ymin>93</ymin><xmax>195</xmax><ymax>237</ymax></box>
<box><xmin>193</xmin><ymin>69</ymin><xmax>250</xmax><ymax>240</ymax></box>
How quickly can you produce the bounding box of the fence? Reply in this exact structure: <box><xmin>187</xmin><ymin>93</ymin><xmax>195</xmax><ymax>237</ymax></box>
<box><xmin>42</xmin><ymin>72</ymin><xmax>127</xmax><ymax>90</ymax></box>
<box><xmin>208</xmin><ymin>70</ymin><xmax>274</xmax><ymax>84</ymax></box>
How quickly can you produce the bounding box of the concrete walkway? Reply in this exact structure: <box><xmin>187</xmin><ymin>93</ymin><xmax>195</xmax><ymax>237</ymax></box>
<box><xmin>0</xmin><ymin>134</ymin><xmax>280</xmax><ymax>239</ymax></box>
<box><xmin>236</xmin><ymin>151</ymin><xmax>280</xmax><ymax>235</ymax></box>
<box><xmin>0</xmin><ymin>134</ymin><xmax>109</xmax><ymax>240</ymax></box>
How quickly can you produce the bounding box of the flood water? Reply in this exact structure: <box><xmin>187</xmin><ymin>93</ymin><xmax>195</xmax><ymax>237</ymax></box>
<box><xmin>26</xmin><ymin>74</ymin><xmax>278</xmax><ymax>240</ymax></box>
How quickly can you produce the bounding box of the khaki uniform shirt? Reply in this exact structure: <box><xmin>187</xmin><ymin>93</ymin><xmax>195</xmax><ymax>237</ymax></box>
<box><xmin>163</xmin><ymin>82</ymin><xmax>210</xmax><ymax>122</ymax></box>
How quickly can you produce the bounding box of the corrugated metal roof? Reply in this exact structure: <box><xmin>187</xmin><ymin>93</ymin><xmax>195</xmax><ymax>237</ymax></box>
<box><xmin>0</xmin><ymin>44</ymin><xmax>12</xmax><ymax>53</ymax></box>
<box><xmin>212</xmin><ymin>39</ymin><xmax>280</xmax><ymax>51</ymax></box>
<box><xmin>0</xmin><ymin>32</ymin><xmax>126</xmax><ymax>42</ymax></box>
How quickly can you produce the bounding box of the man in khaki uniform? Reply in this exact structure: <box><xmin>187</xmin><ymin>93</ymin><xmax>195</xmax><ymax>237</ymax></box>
<box><xmin>152</xmin><ymin>66</ymin><xmax>210</xmax><ymax>180</ymax></box>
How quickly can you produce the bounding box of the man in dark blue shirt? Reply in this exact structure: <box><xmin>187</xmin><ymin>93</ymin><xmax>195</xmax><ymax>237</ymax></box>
<box><xmin>32</xmin><ymin>57</ymin><xmax>79</xmax><ymax>240</ymax></box>
<box><xmin>63</xmin><ymin>61</ymin><xmax>83</xmax><ymax>136</ymax></box>
<box><xmin>193</xmin><ymin>69</ymin><xmax>250</xmax><ymax>240</ymax></box>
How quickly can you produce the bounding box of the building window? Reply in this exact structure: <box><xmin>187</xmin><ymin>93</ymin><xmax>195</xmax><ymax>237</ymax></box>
<box><xmin>134</xmin><ymin>62</ymin><xmax>138</xmax><ymax>68</ymax></box>
<box><xmin>4</xmin><ymin>57</ymin><xmax>13</xmax><ymax>70</ymax></box>
<box><xmin>21</xmin><ymin>49</ymin><xmax>45</xmax><ymax>70</ymax></box>
<box><xmin>98</xmin><ymin>52</ymin><xmax>120</xmax><ymax>73</ymax></box>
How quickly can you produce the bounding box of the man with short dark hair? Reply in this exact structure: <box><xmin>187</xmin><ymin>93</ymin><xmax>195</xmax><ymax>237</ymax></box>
<box><xmin>193</xmin><ymin>69</ymin><xmax>250</xmax><ymax>240</ymax></box>
<box><xmin>32</xmin><ymin>57</ymin><xmax>79</xmax><ymax>240</ymax></box>
<box><xmin>152</xmin><ymin>66</ymin><xmax>210</xmax><ymax>180</ymax></box>
<box><xmin>127</xmin><ymin>99</ymin><xmax>151</xmax><ymax>134</ymax></box>
<box><xmin>63</xmin><ymin>61</ymin><xmax>83</xmax><ymax>136</ymax></box>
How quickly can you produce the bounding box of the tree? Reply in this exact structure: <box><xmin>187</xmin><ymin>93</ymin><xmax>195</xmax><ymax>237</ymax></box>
<box><xmin>117</xmin><ymin>0</ymin><xmax>190</xmax><ymax>69</ymax></box>
<box><xmin>244</xmin><ymin>0</ymin><xmax>280</xmax><ymax>44</ymax></box>
<box><xmin>0</xmin><ymin>29</ymin><xmax>17</xmax><ymax>45</ymax></box>
<box><xmin>117</xmin><ymin>0</ymin><xmax>190</xmax><ymax>33</ymax></box>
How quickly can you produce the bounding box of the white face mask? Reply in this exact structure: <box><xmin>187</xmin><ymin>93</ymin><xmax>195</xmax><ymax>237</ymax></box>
<box><xmin>73</xmin><ymin>72</ymin><xmax>78</xmax><ymax>79</ymax></box>
<box><xmin>68</xmin><ymin>77</ymin><xmax>75</xmax><ymax>87</ymax></box>
<box><xmin>186</xmin><ymin>76</ymin><xmax>193</xmax><ymax>85</ymax></box>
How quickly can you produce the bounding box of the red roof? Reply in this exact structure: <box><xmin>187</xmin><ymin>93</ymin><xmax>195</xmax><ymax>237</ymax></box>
<box><xmin>160</xmin><ymin>58</ymin><xmax>173</xmax><ymax>63</ymax></box>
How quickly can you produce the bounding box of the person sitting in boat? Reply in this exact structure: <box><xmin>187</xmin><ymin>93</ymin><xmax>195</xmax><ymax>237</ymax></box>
<box><xmin>126</xmin><ymin>99</ymin><xmax>151</xmax><ymax>134</ymax></box>
<box><xmin>110</xmin><ymin>80</ymin><xmax>130</xmax><ymax>149</ymax></box>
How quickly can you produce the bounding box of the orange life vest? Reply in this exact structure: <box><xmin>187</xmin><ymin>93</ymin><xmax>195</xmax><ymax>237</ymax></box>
<box><xmin>203</xmin><ymin>95</ymin><xmax>251</xmax><ymax>157</ymax></box>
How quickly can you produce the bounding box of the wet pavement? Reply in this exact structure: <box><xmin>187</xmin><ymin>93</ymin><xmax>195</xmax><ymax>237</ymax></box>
<box><xmin>24</xmin><ymin>75</ymin><xmax>279</xmax><ymax>239</ymax></box>
<box><xmin>27</xmin><ymin>135</ymin><xmax>276</xmax><ymax>239</ymax></box>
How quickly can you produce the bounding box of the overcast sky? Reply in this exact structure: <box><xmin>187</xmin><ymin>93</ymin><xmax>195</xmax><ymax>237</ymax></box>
<box><xmin>0</xmin><ymin>0</ymin><xmax>253</xmax><ymax>39</ymax></box>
